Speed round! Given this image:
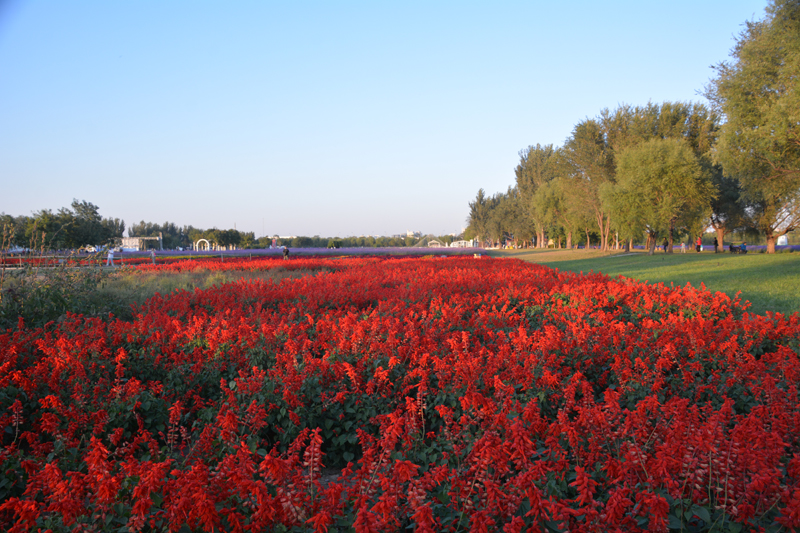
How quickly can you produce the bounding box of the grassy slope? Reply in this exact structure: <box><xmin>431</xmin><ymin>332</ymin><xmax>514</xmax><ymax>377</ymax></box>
<box><xmin>489</xmin><ymin>249</ymin><xmax>800</xmax><ymax>316</ymax></box>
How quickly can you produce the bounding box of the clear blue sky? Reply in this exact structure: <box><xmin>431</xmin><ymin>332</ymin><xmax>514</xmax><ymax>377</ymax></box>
<box><xmin>1</xmin><ymin>0</ymin><xmax>766</xmax><ymax>238</ymax></box>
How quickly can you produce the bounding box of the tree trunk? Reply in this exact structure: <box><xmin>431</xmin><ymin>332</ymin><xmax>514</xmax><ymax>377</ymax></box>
<box><xmin>766</xmin><ymin>233</ymin><xmax>776</xmax><ymax>253</ymax></box>
<box><xmin>648</xmin><ymin>232</ymin><xmax>657</xmax><ymax>256</ymax></box>
<box><xmin>667</xmin><ymin>219</ymin><xmax>674</xmax><ymax>253</ymax></box>
<box><xmin>715</xmin><ymin>227</ymin><xmax>726</xmax><ymax>253</ymax></box>
<box><xmin>585</xmin><ymin>229</ymin><xmax>591</xmax><ymax>249</ymax></box>
<box><xmin>566</xmin><ymin>232</ymin><xmax>572</xmax><ymax>250</ymax></box>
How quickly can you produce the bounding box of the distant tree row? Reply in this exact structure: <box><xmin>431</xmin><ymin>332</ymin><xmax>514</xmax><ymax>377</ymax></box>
<box><xmin>1</xmin><ymin>200</ymin><xmax>457</xmax><ymax>252</ymax></box>
<box><xmin>267</xmin><ymin>234</ymin><xmax>457</xmax><ymax>249</ymax></box>
<box><xmin>1</xmin><ymin>200</ymin><xmax>125</xmax><ymax>250</ymax></box>
<box><xmin>468</xmin><ymin>0</ymin><xmax>799</xmax><ymax>254</ymax></box>
<box><xmin>0</xmin><ymin>201</ymin><xmax>258</xmax><ymax>251</ymax></box>
<box><xmin>127</xmin><ymin>222</ymin><xmax>257</xmax><ymax>250</ymax></box>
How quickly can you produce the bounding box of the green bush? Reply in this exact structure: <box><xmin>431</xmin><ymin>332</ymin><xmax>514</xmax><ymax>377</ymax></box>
<box><xmin>0</xmin><ymin>260</ymin><xmax>125</xmax><ymax>330</ymax></box>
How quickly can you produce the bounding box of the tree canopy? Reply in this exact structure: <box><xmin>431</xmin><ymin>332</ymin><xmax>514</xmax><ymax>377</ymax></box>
<box><xmin>707</xmin><ymin>0</ymin><xmax>800</xmax><ymax>252</ymax></box>
<box><xmin>611</xmin><ymin>138</ymin><xmax>715</xmax><ymax>254</ymax></box>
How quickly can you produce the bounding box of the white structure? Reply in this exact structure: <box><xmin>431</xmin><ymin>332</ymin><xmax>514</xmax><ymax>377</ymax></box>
<box><xmin>449</xmin><ymin>240</ymin><xmax>472</xmax><ymax>248</ymax></box>
<box><xmin>120</xmin><ymin>237</ymin><xmax>141</xmax><ymax>252</ymax></box>
<box><xmin>427</xmin><ymin>239</ymin><xmax>444</xmax><ymax>248</ymax></box>
<box><xmin>121</xmin><ymin>233</ymin><xmax>163</xmax><ymax>252</ymax></box>
<box><xmin>778</xmin><ymin>235</ymin><xmax>789</xmax><ymax>246</ymax></box>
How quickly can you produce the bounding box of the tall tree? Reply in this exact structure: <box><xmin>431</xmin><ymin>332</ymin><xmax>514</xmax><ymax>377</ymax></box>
<box><xmin>707</xmin><ymin>0</ymin><xmax>800</xmax><ymax>252</ymax></box>
<box><xmin>563</xmin><ymin>120</ymin><xmax>615</xmax><ymax>250</ymax></box>
<box><xmin>101</xmin><ymin>218</ymin><xmax>126</xmax><ymax>241</ymax></box>
<box><xmin>515</xmin><ymin>144</ymin><xmax>559</xmax><ymax>248</ymax></box>
<box><xmin>484</xmin><ymin>190</ymin><xmax>515</xmax><ymax>247</ymax></box>
<box><xmin>69</xmin><ymin>199</ymin><xmax>108</xmax><ymax>247</ymax></box>
<box><xmin>467</xmin><ymin>189</ymin><xmax>494</xmax><ymax>247</ymax></box>
<box><xmin>708</xmin><ymin>174</ymin><xmax>747</xmax><ymax>251</ymax></box>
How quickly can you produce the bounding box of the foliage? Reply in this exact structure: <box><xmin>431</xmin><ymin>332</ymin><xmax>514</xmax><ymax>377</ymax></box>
<box><xmin>1</xmin><ymin>200</ymin><xmax>124</xmax><ymax>251</ymax></box>
<box><xmin>707</xmin><ymin>0</ymin><xmax>800</xmax><ymax>252</ymax></box>
<box><xmin>609</xmin><ymin>138</ymin><xmax>716</xmax><ymax>254</ymax></box>
<box><xmin>516</xmin><ymin>144</ymin><xmax>561</xmax><ymax>248</ymax></box>
<box><xmin>467</xmin><ymin>188</ymin><xmax>493</xmax><ymax>247</ymax></box>
<box><xmin>563</xmin><ymin>119</ymin><xmax>615</xmax><ymax>250</ymax></box>
<box><xmin>478</xmin><ymin>101</ymin><xmax>723</xmax><ymax>252</ymax></box>
<box><xmin>128</xmin><ymin>221</ymin><xmax>196</xmax><ymax>250</ymax></box>
<box><xmin>2</xmin><ymin>256</ymin><xmax>800</xmax><ymax>532</ymax></box>
<box><xmin>0</xmin><ymin>259</ymin><xmax>121</xmax><ymax>331</ymax></box>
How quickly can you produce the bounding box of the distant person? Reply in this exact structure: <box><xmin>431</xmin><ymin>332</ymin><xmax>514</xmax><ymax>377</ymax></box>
<box><xmin>150</xmin><ymin>249</ymin><xmax>156</xmax><ymax>264</ymax></box>
<box><xmin>680</xmin><ymin>241</ymin><xmax>686</xmax><ymax>253</ymax></box>
<box><xmin>741</xmin><ymin>242</ymin><xmax>747</xmax><ymax>254</ymax></box>
<box><xmin>713</xmin><ymin>237</ymin><xmax>719</xmax><ymax>253</ymax></box>
<box><xmin>696</xmin><ymin>236</ymin><xmax>702</xmax><ymax>253</ymax></box>
<box><xmin>106</xmin><ymin>249</ymin><xmax>114</xmax><ymax>267</ymax></box>
<box><xmin>283</xmin><ymin>246</ymin><xmax>289</xmax><ymax>260</ymax></box>
<box><xmin>662</xmin><ymin>238</ymin><xmax>668</xmax><ymax>253</ymax></box>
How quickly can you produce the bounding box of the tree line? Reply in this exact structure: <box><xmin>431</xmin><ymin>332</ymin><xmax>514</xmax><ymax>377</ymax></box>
<box><xmin>0</xmin><ymin>201</ymin><xmax>254</xmax><ymax>251</ymax></box>
<box><xmin>1</xmin><ymin>200</ymin><xmax>125</xmax><ymax>251</ymax></box>
<box><xmin>1</xmin><ymin>200</ymin><xmax>457</xmax><ymax>252</ymax></box>
<box><xmin>467</xmin><ymin>0</ymin><xmax>799</xmax><ymax>254</ymax></box>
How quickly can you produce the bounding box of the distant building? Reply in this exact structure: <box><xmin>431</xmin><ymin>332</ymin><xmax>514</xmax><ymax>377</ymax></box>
<box><xmin>428</xmin><ymin>239</ymin><xmax>444</xmax><ymax>248</ymax></box>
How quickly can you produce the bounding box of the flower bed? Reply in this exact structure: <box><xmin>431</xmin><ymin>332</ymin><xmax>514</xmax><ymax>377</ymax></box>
<box><xmin>1</xmin><ymin>256</ymin><xmax>799</xmax><ymax>532</ymax></box>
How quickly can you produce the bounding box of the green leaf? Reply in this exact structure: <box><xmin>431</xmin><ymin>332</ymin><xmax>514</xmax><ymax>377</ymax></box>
<box><xmin>668</xmin><ymin>513</ymin><xmax>683</xmax><ymax>530</ymax></box>
<box><xmin>694</xmin><ymin>505</ymin><xmax>710</xmax><ymax>523</ymax></box>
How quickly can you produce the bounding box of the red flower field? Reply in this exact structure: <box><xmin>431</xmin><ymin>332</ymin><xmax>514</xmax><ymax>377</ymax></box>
<box><xmin>1</xmin><ymin>256</ymin><xmax>799</xmax><ymax>532</ymax></box>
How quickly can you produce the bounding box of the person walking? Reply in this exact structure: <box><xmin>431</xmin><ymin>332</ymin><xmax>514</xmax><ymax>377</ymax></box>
<box><xmin>283</xmin><ymin>246</ymin><xmax>290</xmax><ymax>260</ymax></box>
<box><xmin>150</xmin><ymin>249</ymin><xmax>156</xmax><ymax>264</ymax></box>
<box><xmin>106</xmin><ymin>248</ymin><xmax>114</xmax><ymax>267</ymax></box>
<box><xmin>713</xmin><ymin>236</ymin><xmax>719</xmax><ymax>253</ymax></box>
<box><xmin>696</xmin><ymin>236</ymin><xmax>702</xmax><ymax>253</ymax></box>
<box><xmin>680</xmin><ymin>241</ymin><xmax>686</xmax><ymax>253</ymax></box>
<box><xmin>662</xmin><ymin>238</ymin><xmax>668</xmax><ymax>253</ymax></box>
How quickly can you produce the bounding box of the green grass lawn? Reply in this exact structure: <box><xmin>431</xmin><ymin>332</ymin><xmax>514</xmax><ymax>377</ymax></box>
<box><xmin>490</xmin><ymin>248</ymin><xmax>800</xmax><ymax>316</ymax></box>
